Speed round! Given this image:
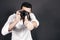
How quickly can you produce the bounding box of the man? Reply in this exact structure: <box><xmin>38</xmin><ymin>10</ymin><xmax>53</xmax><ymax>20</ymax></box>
<box><xmin>1</xmin><ymin>2</ymin><xmax>39</xmax><ymax>40</ymax></box>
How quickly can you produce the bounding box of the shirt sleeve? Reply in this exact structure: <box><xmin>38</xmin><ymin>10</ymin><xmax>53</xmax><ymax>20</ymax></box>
<box><xmin>1</xmin><ymin>13</ymin><xmax>15</xmax><ymax>35</ymax></box>
<box><xmin>30</xmin><ymin>13</ymin><xmax>39</xmax><ymax>27</ymax></box>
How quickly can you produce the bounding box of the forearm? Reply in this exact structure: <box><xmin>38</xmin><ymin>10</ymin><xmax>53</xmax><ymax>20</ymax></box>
<box><xmin>31</xmin><ymin>21</ymin><xmax>37</xmax><ymax>28</ymax></box>
<box><xmin>25</xmin><ymin>21</ymin><xmax>34</xmax><ymax>30</ymax></box>
<box><xmin>26</xmin><ymin>21</ymin><xmax>39</xmax><ymax>30</ymax></box>
<box><xmin>8</xmin><ymin>20</ymin><xmax>17</xmax><ymax>31</ymax></box>
<box><xmin>27</xmin><ymin>25</ymin><xmax>34</xmax><ymax>31</ymax></box>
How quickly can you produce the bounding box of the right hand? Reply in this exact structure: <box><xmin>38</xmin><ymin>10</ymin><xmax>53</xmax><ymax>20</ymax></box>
<box><xmin>14</xmin><ymin>11</ymin><xmax>21</xmax><ymax>23</ymax></box>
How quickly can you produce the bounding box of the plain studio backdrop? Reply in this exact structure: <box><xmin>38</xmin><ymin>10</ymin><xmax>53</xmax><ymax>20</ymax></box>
<box><xmin>0</xmin><ymin>0</ymin><xmax>60</xmax><ymax>40</ymax></box>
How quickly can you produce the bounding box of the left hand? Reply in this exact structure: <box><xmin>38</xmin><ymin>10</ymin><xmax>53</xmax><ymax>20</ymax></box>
<box><xmin>24</xmin><ymin>16</ymin><xmax>29</xmax><ymax>26</ymax></box>
<box><xmin>24</xmin><ymin>16</ymin><xmax>34</xmax><ymax>30</ymax></box>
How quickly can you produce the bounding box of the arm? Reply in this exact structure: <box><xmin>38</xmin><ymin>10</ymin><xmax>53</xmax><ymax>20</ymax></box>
<box><xmin>8</xmin><ymin>20</ymin><xmax>18</xmax><ymax>31</ymax></box>
<box><xmin>31</xmin><ymin>21</ymin><xmax>38</xmax><ymax>28</ymax></box>
<box><xmin>24</xmin><ymin>13</ymin><xmax>39</xmax><ymax>30</ymax></box>
<box><xmin>30</xmin><ymin>13</ymin><xmax>39</xmax><ymax>28</ymax></box>
<box><xmin>8</xmin><ymin>11</ymin><xmax>21</xmax><ymax>31</ymax></box>
<box><xmin>1</xmin><ymin>11</ymin><xmax>21</xmax><ymax>35</ymax></box>
<box><xmin>1</xmin><ymin>14</ymin><xmax>15</xmax><ymax>35</ymax></box>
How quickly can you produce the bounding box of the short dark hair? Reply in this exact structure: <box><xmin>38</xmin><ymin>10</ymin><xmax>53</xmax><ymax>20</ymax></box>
<box><xmin>21</xmin><ymin>2</ymin><xmax>32</xmax><ymax>10</ymax></box>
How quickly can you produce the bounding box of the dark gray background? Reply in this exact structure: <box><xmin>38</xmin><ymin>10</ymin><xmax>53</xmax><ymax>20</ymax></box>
<box><xmin>0</xmin><ymin>0</ymin><xmax>60</xmax><ymax>40</ymax></box>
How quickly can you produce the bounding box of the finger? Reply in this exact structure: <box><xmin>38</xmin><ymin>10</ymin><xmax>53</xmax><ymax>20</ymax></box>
<box><xmin>25</xmin><ymin>16</ymin><xmax>28</xmax><ymax>21</ymax></box>
<box><xmin>16</xmin><ymin>11</ymin><xmax>20</xmax><ymax>15</ymax></box>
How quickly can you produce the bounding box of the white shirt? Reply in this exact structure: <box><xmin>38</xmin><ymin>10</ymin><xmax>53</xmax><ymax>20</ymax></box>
<box><xmin>1</xmin><ymin>13</ymin><xmax>39</xmax><ymax>40</ymax></box>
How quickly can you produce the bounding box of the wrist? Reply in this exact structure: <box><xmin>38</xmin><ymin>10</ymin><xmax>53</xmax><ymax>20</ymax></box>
<box><xmin>26</xmin><ymin>21</ymin><xmax>34</xmax><ymax>30</ymax></box>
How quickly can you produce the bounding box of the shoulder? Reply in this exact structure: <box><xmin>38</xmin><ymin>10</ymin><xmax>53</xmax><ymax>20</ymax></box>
<box><xmin>30</xmin><ymin>12</ymin><xmax>35</xmax><ymax>16</ymax></box>
<box><xmin>30</xmin><ymin>12</ymin><xmax>36</xmax><ymax>17</ymax></box>
<box><xmin>8</xmin><ymin>13</ymin><xmax>16</xmax><ymax>19</ymax></box>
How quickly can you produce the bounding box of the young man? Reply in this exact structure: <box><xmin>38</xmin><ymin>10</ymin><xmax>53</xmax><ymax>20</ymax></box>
<box><xmin>1</xmin><ymin>2</ymin><xmax>39</xmax><ymax>40</ymax></box>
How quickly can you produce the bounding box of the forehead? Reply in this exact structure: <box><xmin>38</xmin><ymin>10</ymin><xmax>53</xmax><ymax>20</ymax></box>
<box><xmin>22</xmin><ymin>6</ymin><xmax>31</xmax><ymax>9</ymax></box>
<box><xmin>22</xmin><ymin>6</ymin><xmax>31</xmax><ymax>12</ymax></box>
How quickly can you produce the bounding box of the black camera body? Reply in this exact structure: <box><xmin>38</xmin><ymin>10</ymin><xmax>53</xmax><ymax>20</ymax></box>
<box><xmin>19</xmin><ymin>10</ymin><xmax>31</xmax><ymax>24</ymax></box>
<box><xmin>20</xmin><ymin>10</ymin><xmax>29</xmax><ymax>19</ymax></box>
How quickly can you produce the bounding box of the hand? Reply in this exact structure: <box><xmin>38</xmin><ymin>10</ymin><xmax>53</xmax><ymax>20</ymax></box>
<box><xmin>8</xmin><ymin>10</ymin><xmax>21</xmax><ymax>31</ymax></box>
<box><xmin>24</xmin><ymin>16</ymin><xmax>34</xmax><ymax>30</ymax></box>
<box><xmin>24</xmin><ymin>16</ymin><xmax>29</xmax><ymax>25</ymax></box>
<box><xmin>14</xmin><ymin>11</ymin><xmax>21</xmax><ymax>23</ymax></box>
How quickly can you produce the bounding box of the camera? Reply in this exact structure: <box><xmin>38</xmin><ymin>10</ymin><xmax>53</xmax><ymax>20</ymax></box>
<box><xmin>19</xmin><ymin>10</ymin><xmax>31</xmax><ymax>24</ymax></box>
